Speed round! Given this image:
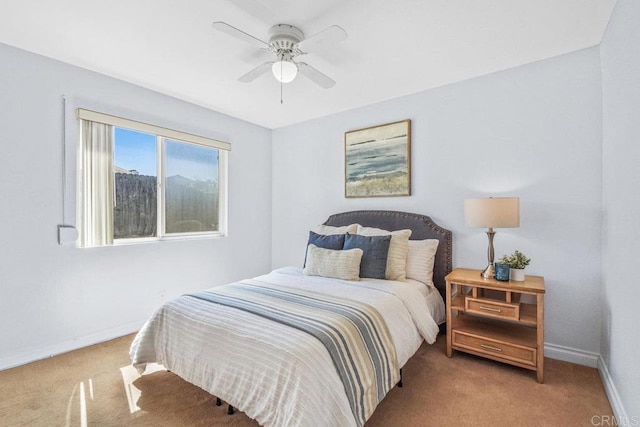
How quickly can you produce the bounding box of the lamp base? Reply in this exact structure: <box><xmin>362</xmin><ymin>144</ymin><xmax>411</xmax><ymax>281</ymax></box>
<box><xmin>481</xmin><ymin>263</ymin><xmax>495</xmax><ymax>279</ymax></box>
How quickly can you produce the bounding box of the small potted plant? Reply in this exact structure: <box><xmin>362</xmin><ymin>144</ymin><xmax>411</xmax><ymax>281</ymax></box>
<box><xmin>498</xmin><ymin>250</ymin><xmax>531</xmax><ymax>282</ymax></box>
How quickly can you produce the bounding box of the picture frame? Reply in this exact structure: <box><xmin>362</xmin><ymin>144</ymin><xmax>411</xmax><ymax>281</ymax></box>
<box><xmin>344</xmin><ymin>119</ymin><xmax>411</xmax><ymax>198</ymax></box>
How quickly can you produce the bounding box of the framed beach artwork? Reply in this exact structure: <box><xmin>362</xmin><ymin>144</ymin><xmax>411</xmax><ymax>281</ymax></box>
<box><xmin>344</xmin><ymin>119</ymin><xmax>411</xmax><ymax>198</ymax></box>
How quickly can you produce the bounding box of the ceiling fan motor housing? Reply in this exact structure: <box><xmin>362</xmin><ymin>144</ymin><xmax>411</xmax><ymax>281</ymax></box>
<box><xmin>268</xmin><ymin>24</ymin><xmax>304</xmax><ymax>52</ymax></box>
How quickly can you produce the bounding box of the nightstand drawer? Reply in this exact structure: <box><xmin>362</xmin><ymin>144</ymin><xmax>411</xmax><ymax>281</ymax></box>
<box><xmin>465</xmin><ymin>297</ymin><xmax>520</xmax><ymax>321</ymax></box>
<box><xmin>452</xmin><ymin>330</ymin><xmax>537</xmax><ymax>367</ymax></box>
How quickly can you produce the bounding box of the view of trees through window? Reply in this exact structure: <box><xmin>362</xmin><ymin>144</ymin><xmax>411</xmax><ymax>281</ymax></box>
<box><xmin>113</xmin><ymin>127</ymin><xmax>219</xmax><ymax>239</ymax></box>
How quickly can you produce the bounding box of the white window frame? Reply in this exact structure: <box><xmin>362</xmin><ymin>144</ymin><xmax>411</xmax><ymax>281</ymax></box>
<box><xmin>77</xmin><ymin>108</ymin><xmax>229</xmax><ymax>246</ymax></box>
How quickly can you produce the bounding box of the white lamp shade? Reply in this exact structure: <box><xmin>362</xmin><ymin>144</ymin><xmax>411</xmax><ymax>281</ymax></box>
<box><xmin>464</xmin><ymin>197</ymin><xmax>520</xmax><ymax>228</ymax></box>
<box><xmin>272</xmin><ymin>60</ymin><xmax>298</xmax><ymax>83</ymax></box>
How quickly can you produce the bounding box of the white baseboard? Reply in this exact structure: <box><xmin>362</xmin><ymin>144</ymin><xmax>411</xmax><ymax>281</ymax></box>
<box><xmin>598</xmin><ymin>356</ymin><xmax>630</xmax><ymax>425</ymax></box>
<box><xmin>544</xmin><ymin>343</ymin><xmax>629</xmax><ymax>424</ymax></box>
<box><xmin>0</xmin><ymin>320</ymin><xmax>144</xmax><ymax>371</ymax></box>
<box><xmin>544</xmin><ymin>342</ymin><xmax>599</xmax><ymax>368</ymax></box>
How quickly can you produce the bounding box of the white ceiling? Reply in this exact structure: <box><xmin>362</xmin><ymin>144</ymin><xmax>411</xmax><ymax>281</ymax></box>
<box><xmin>0</xmin><ymin>0</ymin><xmax>616</xmax><ymax>129</ymax></box>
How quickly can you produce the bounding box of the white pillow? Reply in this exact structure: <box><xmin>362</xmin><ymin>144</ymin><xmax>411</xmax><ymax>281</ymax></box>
<box><xmin>303</xmin><ymin>244</ymin><xmax>363</xmax><ymax>281</ymax></box>
<box><xmin>313</xmin><ymin>223</ymin><xmax>359</xmax><ymax>235</ymax></box>
<box><xmin>406</xmin><ymin>239</ymin><xmax>439</xmax><ymax>286</ymax></box>
<box><xmin>356</xmin><ymin>225</ymin><xmax>412</xmax><ymax>281</ymax></box>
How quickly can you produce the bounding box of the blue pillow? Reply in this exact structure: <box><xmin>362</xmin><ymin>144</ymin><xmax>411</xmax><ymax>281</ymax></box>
<box><xmin>304</xmin><ymin>231</ymin><xmax>346</xmax><ymax>267</ymax></box>
<box><xmin>343</xmin><ymin>233</ymin><xmax>391</xmax><ymax>279</ymax></box>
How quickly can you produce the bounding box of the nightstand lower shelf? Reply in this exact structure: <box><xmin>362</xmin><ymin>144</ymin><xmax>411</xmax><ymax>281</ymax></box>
<box><xmin>451</xmin><ymin>315</ymin><xmax>537</xmax><ymax>370</ymax></box>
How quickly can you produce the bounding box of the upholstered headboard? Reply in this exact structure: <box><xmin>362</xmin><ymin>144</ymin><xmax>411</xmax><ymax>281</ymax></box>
<box><xmin>324</xmin><ymin>210</ymin><xmax>453</xmax><ymax>299</ymax></box>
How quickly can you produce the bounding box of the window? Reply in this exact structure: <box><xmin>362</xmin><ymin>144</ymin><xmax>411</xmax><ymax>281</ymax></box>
<box><xmin>114</xmin><ymin>128</ymin><xmax>157</xmax><ymax>239</ymax></box>
<box><xmin>77</xmin><ymin>109</ymin><xmax>229</xmax><ymax>247</ymax></box>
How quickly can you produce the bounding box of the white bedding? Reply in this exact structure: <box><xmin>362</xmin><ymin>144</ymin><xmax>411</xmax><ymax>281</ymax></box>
<box><xmin>130</xmin><ymin>267</ymin><xmax>443</xmax><ymax>426</ymax></box>
<box><xmin>405</xmin><ymin>278</ymin><xmax>446</xmax><ymax>326</ymax></box>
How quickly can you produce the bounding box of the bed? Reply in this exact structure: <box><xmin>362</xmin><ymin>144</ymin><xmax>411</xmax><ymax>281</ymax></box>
<box><xmin>130</xmin><ymin>210</ymin><xmax>452</xmax><ymax>426</ymax></box>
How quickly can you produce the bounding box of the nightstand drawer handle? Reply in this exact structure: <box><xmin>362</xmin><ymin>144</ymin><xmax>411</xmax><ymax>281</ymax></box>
<box><xmin>480</xmin><ymin>344</ymin><xmax>503</xmax><ymax>352</ymax></box>
<box><xmin>480</xmin><ymin>306</ymin><xmax>502</xmax><ymax>313</ymax></box>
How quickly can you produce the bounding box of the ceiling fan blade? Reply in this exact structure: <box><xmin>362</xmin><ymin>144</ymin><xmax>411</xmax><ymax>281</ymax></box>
<box><xmin>297</xmin><ymin>62</ymin><xmax>335</xmax><ymax>89</ymax></box>
<box><xmin>228</xmin><ymin>0</ymin><xmax>284</xmax><ymax>25</ymax></box>
<box><xmin>297</xmin><ymin>25</ymin><xmax>347</xmax><ymax>53</ymax></box>
<box><xmin>212</xmin><ymin>21</ymin><xmax>270</xmax><ymax>50</ymax></box>
<box><xmin>238</xmin><ymin>61</ymin><xmax>274</xmax><ymax>83</ymax></box>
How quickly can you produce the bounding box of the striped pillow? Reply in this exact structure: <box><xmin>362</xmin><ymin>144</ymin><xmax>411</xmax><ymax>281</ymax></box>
<box><xmin>304</xmin><ymin>231</ymin><xmax>346</xmax><ymax>267</ymax></box>
<box><xmin>406</xmin><ymin>239</ymin><xmax>439</xmax><ymax>286</ymax></box>
<box><xmin>303</xmin><ymin>244</ymin><xmax>363</xmax><ymax>281</ymax></box>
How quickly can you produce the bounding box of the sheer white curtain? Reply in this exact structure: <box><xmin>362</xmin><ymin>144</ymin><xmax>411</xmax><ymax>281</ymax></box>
<box><xmin>79</xmin><ymin>120</ymin><xmax>114</xmax><ymax>248</ymax></box>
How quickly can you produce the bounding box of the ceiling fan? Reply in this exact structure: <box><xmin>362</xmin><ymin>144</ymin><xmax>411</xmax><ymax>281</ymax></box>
<box><xmin>212</xmin><ymin>21</ymin><xmax>347</xmax><ymax>89</ymax></box>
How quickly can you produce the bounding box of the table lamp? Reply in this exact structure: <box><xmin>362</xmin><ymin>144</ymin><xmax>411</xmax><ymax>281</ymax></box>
<box><xmin>465</xmin><ymin>197</ymin><xmax>520</xmax><ymax>279</ymax></box>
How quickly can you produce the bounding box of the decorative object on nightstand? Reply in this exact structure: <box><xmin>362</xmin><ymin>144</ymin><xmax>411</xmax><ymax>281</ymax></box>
<box><xmin>464</xmin><ymin>197</ymin><xmax>520</xmax><ymax>279</ymax></box>
<box><xmin>498</xmin><ymin>250</ymin><xmax>531</xmax><ymax>282</ymax></box>
<box><xmin>445</xmin><ymin>268</ymin><xmax>546</xmax><ymax>383</ymax></box>
<box><xmin>494</xmin><ymin>262</ymin><xmax>510</xmax><ymax>281</ymax></box>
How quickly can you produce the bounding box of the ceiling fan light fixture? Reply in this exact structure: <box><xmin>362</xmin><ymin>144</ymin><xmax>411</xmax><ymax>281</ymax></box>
<box><xmin>213</xmin><ymin>21</ymin><xmax>345</xmax><ymax>89</ymax></box>
<box><xmin>272</xmin><ymin>59</ymin><xmax>298</xmax><ymax>83</ymax></box>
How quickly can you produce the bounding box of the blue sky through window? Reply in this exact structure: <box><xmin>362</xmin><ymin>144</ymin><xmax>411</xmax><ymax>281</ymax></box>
<box><xmin>114</xmin><ymin>127</ymin><xmax>218</xmax><ymax>181</ymax></box>
<box><xmin>114</xmin><ymin>128</ymin><xmax>156</xmax><ymax>176</ymax></box>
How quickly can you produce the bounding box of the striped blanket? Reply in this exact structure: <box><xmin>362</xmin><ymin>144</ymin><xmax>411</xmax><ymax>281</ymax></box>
<box><xmin>131</xmin><ymin>267</ymin><xmax>440</xmax><ymax>426</ymax></box>
<box><xmin>188</xmin><ymin>280</ymin><xmax>399</xmax><ymax>426</ymax></box>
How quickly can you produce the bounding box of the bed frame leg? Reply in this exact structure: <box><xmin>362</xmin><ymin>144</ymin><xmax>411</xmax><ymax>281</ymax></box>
<box><xmin>214</xmin><ymin>397</ymin><xmax>234</xmax><ymax>415</ymax></box>
<box><xmin>398</xmin><ymin>368</ymin><xmax>403</xmax><ymax>388</ymax></box>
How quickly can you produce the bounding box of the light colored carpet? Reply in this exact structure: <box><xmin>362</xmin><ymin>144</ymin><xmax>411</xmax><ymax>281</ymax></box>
<box><xmin>0</xmin><ymin>334</ymin><xmax>612</xmax><ymax>426</ymax></box>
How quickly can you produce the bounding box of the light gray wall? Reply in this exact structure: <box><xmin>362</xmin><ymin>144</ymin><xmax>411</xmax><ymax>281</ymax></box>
<box><xmin>272</xmin><ymin>48</ymin><xmax>604</xmax><ymax>354</ymax></box>
<box><xmin>601</xmin><ymin>0</ymin><xmax>640</xmax><ymax>419</ymax></box>
<box><xmin>0</xmin><ymin>43</ymin><xmax>272</xmax><ymax>369</ymax></box>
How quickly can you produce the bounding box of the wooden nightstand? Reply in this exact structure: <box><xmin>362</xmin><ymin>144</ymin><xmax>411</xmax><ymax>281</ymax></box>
<box><xmin>445</xmin><ymin>268</ymin><xmax>545</xmax><ymax>383</ymax></box>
